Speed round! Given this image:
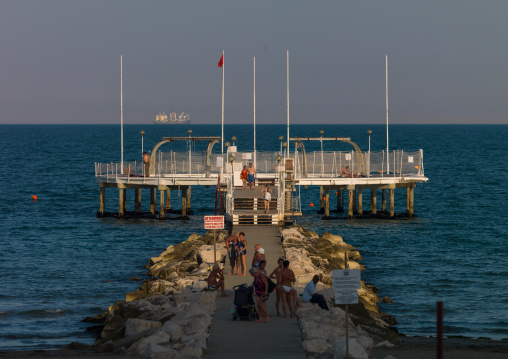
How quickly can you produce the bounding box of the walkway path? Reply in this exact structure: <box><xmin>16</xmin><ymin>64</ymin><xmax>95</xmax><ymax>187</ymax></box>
<box><xmin>204</xmin><ymin>226</ymin><xmax>305</xmax><ymax>359</ymax></box>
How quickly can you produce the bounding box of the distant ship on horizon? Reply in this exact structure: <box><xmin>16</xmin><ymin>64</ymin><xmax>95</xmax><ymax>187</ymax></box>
<box><xmin>153</xmin><ymin>110</ymin><xmax>191</xmax><ymax>124</ymax></box>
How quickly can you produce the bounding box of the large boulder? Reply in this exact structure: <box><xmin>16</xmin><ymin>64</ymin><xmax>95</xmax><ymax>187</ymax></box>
<box><xmin>145</xmin><ymin>342</ymin><xmax>176</xmax><ymax>359</ymax></box>
<box><xmin>125</xmin><ymin>318</ymin><xmax>161</xmax><ymax>337</ymax></box>
<box><xmin>127</xmin><ymin>330</ymin><xmax>170</xmax><ymax>355</ymax></box>
<box><xmin>334</xmin><ymin>338</ymin><xmax>368</xmax><ymax>359</ymax></box>
<box><xmin>196</xmin><ymin>244</ymin><xmax>227</xmax><ymax>265</ymax></box>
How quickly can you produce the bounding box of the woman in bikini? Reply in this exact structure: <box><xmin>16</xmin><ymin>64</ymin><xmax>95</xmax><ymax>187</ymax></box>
<box><xmin>225</xmin><ymin>233</ymin><xmax>238</xmax><ymax>275</ymax></box>
<box><xmin>269</xmin><ymin>258</ymin><xmax>284</xmax><ymax>317</ymax></box>
<box><xmin>234</xmin><ymin>232</ymin><xmax>247</xmax><ymax>276</ymax></box>
<box><xmin>277</xmin><ymin>260</ymin><xmax>301</xmax><ymax>318</ymax></box>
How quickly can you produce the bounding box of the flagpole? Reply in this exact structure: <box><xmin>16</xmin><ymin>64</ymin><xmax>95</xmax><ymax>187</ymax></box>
<box><xmin>221</xmin><ymin>50</ymin><xmax>224</xmax><ymax>175</ymax></box>
<box><xmin>253</xmin><ymin>57</ymin><xmax>256</xmax><ymax>168</ymax></box>
<box><xmin>120</xmin><ymin>55</ymin><xmax>124</xmax><ymax>173</ymax></box>
<box><xmin>286</xmin><ymin>50</ymin><xmax>289</xmax><ymax>159</ymax></box>
<box><xmin>386</xmin><ymin>55</ymin><xmax>389</xmax><ymax>174</ymax></box>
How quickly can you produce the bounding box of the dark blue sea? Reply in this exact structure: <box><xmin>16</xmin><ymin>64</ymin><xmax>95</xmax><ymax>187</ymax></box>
<box><xmin>0</xmin><ymin>124</ymin><xmax>507</xmax><ymax>350</ymax></box>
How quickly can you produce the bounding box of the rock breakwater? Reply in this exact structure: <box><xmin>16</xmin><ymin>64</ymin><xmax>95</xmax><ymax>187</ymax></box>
<box><xmin>282</xmin><ymin>226</ymin><xmax>398</xmax><ymax>358</ymax></box>
<box><xmin>88</xmin><ymin>230</ymin><xmax>229</xmax><ymax>358</ymax></box>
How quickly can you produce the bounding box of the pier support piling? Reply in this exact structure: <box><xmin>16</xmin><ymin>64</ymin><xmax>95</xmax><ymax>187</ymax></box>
<box><xmin>182</xmin><ymin>187</ymin><xmax>187</xmax><ymax>216</ymax></box>
<box><xmin>358</xmin><ymin>188</ymin><xmax>363</xmax><ymax>216</ymax></box>
<box><xmin>325</xmin><ymin>189</ymin><xmax>330</xmax><ymax>217</ymax></box>
<box><xmin>370</xmin><ymin>189</ymin><xmax>377</xmax><ymax>214</ymax></box>
<box><xmin>186</xmin><ymin>186</ymin><xmax>191</xmax><ymax>212</ymax></box>
<box><xmin>352</xmin><ymin>189</ymin><xmax>357</xmax><ymax>213</ymax></box>
<box><xmin>406</xmin><ymin>187</ymin><xmax>410</xmax><ymax>213</ymax></box>
<box><xmin>99</xmin><ymin>187</ymin><xmax>105</xmax><ymax>215</ymax></box>
<box><xmin>409</xmin><ymin>185</ymin><xmax>414</xmax><ymax>218</ymax></box>
<box><xmin>150</xmin><ymin>188</ymin><xmax>156</xmax><ymax>215</ymax></box>
<box><xmin>166</xmin><ymin>189</ymin><xmax>171</xmax><ymax>211</ymax></box>
<box><xmin>382</xmin><ymin>189</ymin><xmax>387</xmax><ymax>212</ymax></box>
<box><xmin>159</xmin><ymin>190</ymin><xmax>165</xmax><ymax>219</ymax></box>
<box><xmin>337</xmin><ymin>190</ymin><xmax>343</xmax><ymax>212</ymax></box>
<box><xmin>348</xmin><ymin>189</ymin><xmax>354</xmax><ymax>218</ymax></box>
<box><xmin>119</xmin><ymin>189</ymin><xmax>125</xmax><ymax>216</ymax></box>
<box><xmin>319</xmin><ymin>186</ymin><xmax>324</xmax><ymax>213</ymax></box>
<box><xmin>389</xmin><ymin>189</ymin><xmax>395</xmax><ymax>217</ymax></box>
<box><xmin>134</xmin><ymin>188</ymin><xmax>142</xmax><ymax>213</ymax></box>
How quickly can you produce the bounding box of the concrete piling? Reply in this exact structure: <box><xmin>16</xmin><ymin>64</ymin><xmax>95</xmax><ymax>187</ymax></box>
<box><xmin>159</xmin><ymin>189</ymin><xmax>165</xmax><ymax>219</ymax></box>
<box><xmin>348</xmin><ymin>189</ymin><xmax>354</xmax><ymax>218</ymax></box>
<box><xmin>119</xmin><ymin>188</ymin><xmax>125</xmax><ymax>216</ymax></box>
<box><xmin>382</xmin><ymin>189</ymin><xmax>387</xmax><ymax>212</ymax></box>
<box><xmin>150</xmin><ymin>188</ymin><xmax>156</xmax><ymax>215</ymax></box>
<box><xmin>182</xmin><ymin>187</ymin><xmax>187</xmax><ymax>216</ymax></box>
<box><xmin>389</xmin><ymin>189</ymin><xmax>395</xmax><ymax>217</ymax></box>
<box><xmin>135</xmin><ymin>188</ymin><xmax>142</xmax><ymax>213</ymax></box>
<box><xmin>370</xmin><ymin>189</ymin><xmax>377</xmax><ymax>214</ymax></box>
<box><xmin>358</xmin><ymin>188</ymin><xmax>363</xmax><ymax>216</ymax></box>
<box><xmin>325</xmin><ymin>189</ymin><xmax>330</xmax><ymax>217</ymax></box>
<box><xmin>99</xmin><ymin>187</ymin><xmax>105</xmax><ymax>215</ymax></box>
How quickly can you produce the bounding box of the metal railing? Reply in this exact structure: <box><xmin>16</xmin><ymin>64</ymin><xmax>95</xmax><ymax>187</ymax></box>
<box><xmin>95</xmin><ymin>149</ymin><xmax>425</xmax><ymax>181</ymax></box>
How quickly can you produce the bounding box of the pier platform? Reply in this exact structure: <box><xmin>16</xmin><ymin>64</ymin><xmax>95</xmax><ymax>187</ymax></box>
<box><xmin>204</xmin><ymin>226</ymin><xmax>305</xmax><ymax>359</ymax></box>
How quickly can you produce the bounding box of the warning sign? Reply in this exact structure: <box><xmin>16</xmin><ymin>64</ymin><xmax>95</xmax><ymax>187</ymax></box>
<box><xmin>332</xmin><ymin>269</ymin><xmax>361</xmax><ymax>290</ymax></box>
<box><xmin>204</xmin><ymin>216</ymin><xmax>224</xmax><ymax>229</ymax></box>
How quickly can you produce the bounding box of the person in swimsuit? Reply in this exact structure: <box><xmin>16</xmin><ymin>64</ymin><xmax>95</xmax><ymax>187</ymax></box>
<box><xmin>225</xmin><ymin>233</ymin><xmax>238</xmax><ymax>275</ymax></box>
<box><xmin>277</xmin><ymin>260</ymin><xmax>301</xmax><ymax>318</ymax></box>
<box><xmin>247</xmin><ymin>163</ymin><xmax>256</xmax><ymax>190</ymax></box>
<box><xmin>269</xmin><ymin>258</ymin><xmax>285</xmax><ymax>317</ymax></box>
<box><xmin>261</xmin><ymin>185</ymin><xmax>272</xmax><ymax>214</ymax></box>
<box><xmin>251</xmin><ymin>244</ymin><xmax>265</xmax><ymax>267</ymax></box>
<box><xmin>206</xmin><ymin>264</ymin><xmax>229</xmax><ymax>297</ymax></box>
<box><xmin>251</xmin><ymin>260</ymin><xmax>270</xmax><ymax>323</ymax></box>
<box><xmin>240</xmin><ymin>165</ymin><xmax>248</xmax><ymax>189</ymax></box>
<box><xmin>142</xmin><ymin>152</ymin><xmax>150</xmax><ymax>177</ymax></box>
<box><xmin>235</xmin><ymin>232</ymin><xmax>247</xmax><ymax>276</ymax></box>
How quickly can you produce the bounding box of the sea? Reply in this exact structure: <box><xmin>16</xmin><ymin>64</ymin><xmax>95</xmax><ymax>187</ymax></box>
<box><xmin>0</xmin><ymin>124</ymin><xmax>507</xmax><ymax>350</ymax></box>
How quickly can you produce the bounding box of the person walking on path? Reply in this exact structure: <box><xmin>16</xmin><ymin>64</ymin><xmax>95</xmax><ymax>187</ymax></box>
<box><xmin>252</xmin><ymin>244</ymin><xmax>265</xmax><ymax>267</ymax></box>
<box><xmin>261</xmin><ymin>185</ymin><xmax>272</xmax><ymax>213</ymax></box>
<box><xmin>142</xmin><ymin>152</ymin><xmax>150</xmax><ymax>177</ymax></box>
<box><xmin>235</xmin><ymin>232</ymin><xmax>247</xmax><ymax>276</ymax></box>
<box><xmin>303</xmin><ymin>275</ymin><xmax>329</xmax><ymax>311</ymax></box>
<box><xmin>240</xmin><ymin>165</ymin><xmax>248</xmax><ymax>190</ymax></box>
<box><xmin>269</xmin><ymin>258</ymin><xmax>284</xmax><ymax>317</ymax></box>
<box><xmin>247</xmin><ymin>163</ymin><xmax>256</xmax><ymax>190</ymax></box>
<box><xmin>225</xmin><ymin>233</ymin><xmax>239</xmax><ymax>275</ymax></box>
<box><xmin>277</xmin><ymin>260</ymin><xmax>301</xmax><ymax>318</ymax></box>
<box><xmin>207</xmin><ymin>264</ymin><xmax>230</xmax><ymax>297</ymax></box>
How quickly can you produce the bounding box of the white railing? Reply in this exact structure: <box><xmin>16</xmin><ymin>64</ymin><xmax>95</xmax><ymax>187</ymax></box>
<box><xmin>95</xmin><ymin>149</ymin><xmax>425</xmax><ymax>181</ymax></box>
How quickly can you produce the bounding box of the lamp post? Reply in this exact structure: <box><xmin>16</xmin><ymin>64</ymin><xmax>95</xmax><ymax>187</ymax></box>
<box><xmin>279</xmin><ymin>136</ymin><xmax>284</xmax><ymax>156</ymax></box>
<box><xmin>232</xmin><ymin>136</ymin><xmax>237</xmax><ymax>147</ymax></box>
<box><xmin>140</xmin><ymin>130</ymin><xmax>145</xmax><ymax>176</ymax></box>
<box><xmin>320</xmin><ymin>130</ymin><xmax>324</xmax><ymax>176</ymax></box>
<box><xmin>188</xmin><ymin>129</ymin><xmax>192</xmax><ymax>173</ymax></box>
<box><xmin>229</xmin><ymin>155</ymin><xmax>235</xmax><ymax>181</ymax></box>
<box><xmin>367</xmin><ymin>130</ymin><xmax>372</xmax><ymax>178</ymax></box>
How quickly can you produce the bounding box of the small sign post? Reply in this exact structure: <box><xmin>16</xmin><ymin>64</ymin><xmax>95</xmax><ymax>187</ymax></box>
<box><xmin>332</xmin><ymin>252</ymin><xmax>362</xmax><ymax>359</ymax></box>
<box><xmin>204</xmin><ymin>216</ymin><xmax>225</xmax><ymax>262</ymax></box>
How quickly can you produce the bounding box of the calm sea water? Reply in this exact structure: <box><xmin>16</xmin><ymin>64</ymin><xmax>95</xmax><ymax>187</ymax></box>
<box><xmin>0</xmin><ymin>124</ymin><xmax>507</xmax><ymax>350</ymax></box>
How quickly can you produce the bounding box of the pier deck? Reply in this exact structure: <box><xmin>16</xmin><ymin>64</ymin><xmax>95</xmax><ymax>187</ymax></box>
<box><xmin>204</xmin><ymin>226</ymin><xmax>305</xmax><ymax>359</ymax></box>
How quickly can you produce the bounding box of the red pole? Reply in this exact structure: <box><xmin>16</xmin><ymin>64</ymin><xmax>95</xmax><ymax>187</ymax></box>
<box><xmin>437</xmin><ymin>301</ymin><xmax>443</xmax><ymax>359</ymax></box>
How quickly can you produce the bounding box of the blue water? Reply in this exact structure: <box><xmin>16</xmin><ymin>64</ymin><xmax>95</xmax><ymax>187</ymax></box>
<box><xmin>0</xmin><ymin>124</ymin><xmax>507</xmax><ymax>350</ymax></box>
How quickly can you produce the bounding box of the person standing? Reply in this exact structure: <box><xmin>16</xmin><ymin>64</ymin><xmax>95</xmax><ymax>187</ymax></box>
<box><xmin>142</xmin><ymin>152</ymin><xmax>150</xmax><ymax>177</ymax></box>
<box><xmin>235</xmin><ymin>232</ymin><xmax>247</xmax><ymax>276</ymax></box>
<box><xmin>303</xmin><ymin>275</ymin><xmax>329</xmax><ymax>311</ymax></box>
<box><xmin>269</xmin><ymin>258</ymin><xmax>285</xmax><ymax>317</ymax></box>
<box><xmin>251</xmin><ymin>244</ymin><xmax>265</xmax><ymax>267</ymax></box>
<box><xmin>261</xmin><ymin>185</ymin><xmax>272</xmax><ymax>214</ymax></box>
<box><xmin>240</xmin><ymin>165</ymin><xmax>248</xmax><ymax>190</ymax></box>
<box><xmin>225</xmin><ymin>233</ymin><xmax>238</xmax><ymax>275</ymax></box>
<box><xmin>247</xmin><ymin>163</ymin><xmax>256</xmax><ymax>190</ymax></box>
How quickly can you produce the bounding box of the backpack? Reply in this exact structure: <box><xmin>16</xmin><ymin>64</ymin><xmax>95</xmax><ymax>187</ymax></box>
<box><xmin>254</xmin><ymin>275</ymin><xmax>277</xmax><ymax>295</ymax></box>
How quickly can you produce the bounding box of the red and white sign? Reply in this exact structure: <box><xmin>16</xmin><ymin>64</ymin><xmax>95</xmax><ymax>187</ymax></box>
<box><xmin>204</xmin><ymin>216</ymin><xmax>224</xmax><ymax>229</ymax></box>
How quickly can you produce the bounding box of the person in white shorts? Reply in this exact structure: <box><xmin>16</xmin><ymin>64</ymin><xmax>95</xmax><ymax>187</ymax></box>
<box><xmin>261</xmin><ymin>185</ymin><xmax>272</xmax><ymax>214</ymax></box>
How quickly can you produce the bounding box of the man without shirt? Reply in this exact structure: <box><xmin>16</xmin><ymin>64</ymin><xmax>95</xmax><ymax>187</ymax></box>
<box><xmin>207</xmin><ymin>264</ymin><xmax>230</xmax><ymax>297</ymax></box>
<box><xmin>247</xmin><ymin>163</ymin><xmax>256</xmax><ymax>190</ymax></box>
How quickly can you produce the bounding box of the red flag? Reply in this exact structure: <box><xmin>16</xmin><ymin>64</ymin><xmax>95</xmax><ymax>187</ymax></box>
<box><xmin>218</xmin><ymin>54</ymin><xmax>224</xmax><ymax>68</ymax></box>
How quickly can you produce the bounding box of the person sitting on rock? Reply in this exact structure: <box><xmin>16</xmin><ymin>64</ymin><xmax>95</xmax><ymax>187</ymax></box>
<box><xmin>303</xmin><ymin>275</ymin><xmax>329</xmax><ymax>311</ymax></box>
<box><xmin>252</xmin><ymin>244</ymin><xmax>265</xmax><ymax>267</ymax></box>
<box><xmin>207</xmin><ymin>264</ymin><xmax>229</xmax><ymax>297</ymax></box>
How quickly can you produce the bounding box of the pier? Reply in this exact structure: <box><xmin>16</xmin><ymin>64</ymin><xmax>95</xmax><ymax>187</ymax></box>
<box><xmin>95</xmin><ymin>133</ymin><xmax>428</xmax><ymax>223</ymax></box>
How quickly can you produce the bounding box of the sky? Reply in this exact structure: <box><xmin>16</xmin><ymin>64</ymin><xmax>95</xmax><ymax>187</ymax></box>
<box><xmin>0</xmin><ymin>0</ymin><xmax>507</xmax><ymax>125</ymax></box>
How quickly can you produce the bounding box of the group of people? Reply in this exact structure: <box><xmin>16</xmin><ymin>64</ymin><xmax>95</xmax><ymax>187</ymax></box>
<box><xmin>205</xmin><ymin>231</ymin><xmax>329</xmax><ymax>321</ymax></box>
<box><xmin>240</xmin><ymin>163</ymin><xmax>257</xmax><ymax>190</ymax></box>
<box><xmin>340</xmin><ymin>165</ymin><xmax>362</xmax><ymax>178</ymax></box>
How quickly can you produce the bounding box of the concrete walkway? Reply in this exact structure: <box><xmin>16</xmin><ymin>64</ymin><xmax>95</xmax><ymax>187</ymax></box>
<box><xmin>204</xmin><ymin>226</ymin><xmax>305</xmax><ymax>359</ymax></box>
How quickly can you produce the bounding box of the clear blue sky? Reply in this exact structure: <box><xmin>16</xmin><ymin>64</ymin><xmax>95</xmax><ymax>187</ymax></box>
<box><xmin>0</xmin><ymin>0</ymin><xmax>507</xmax><ymax>124</ymax></box>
